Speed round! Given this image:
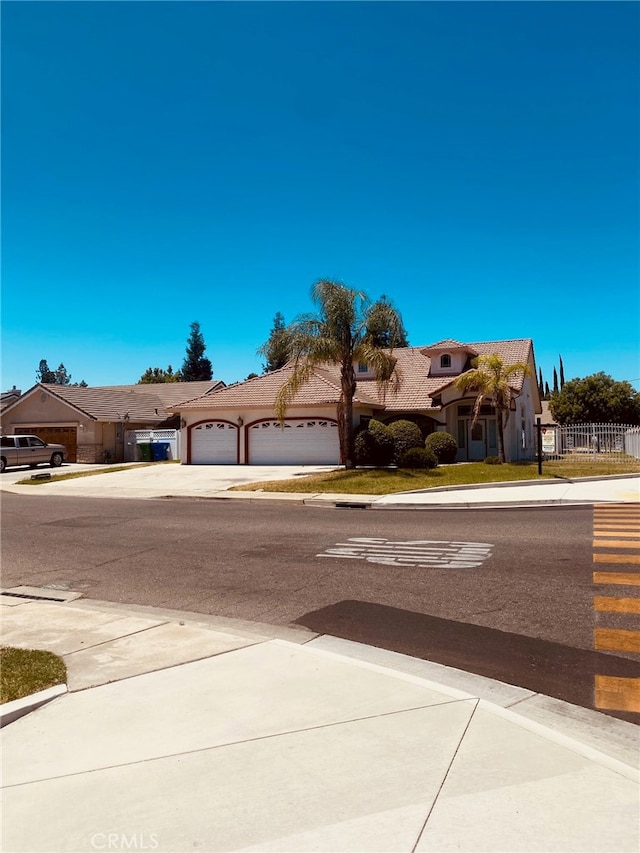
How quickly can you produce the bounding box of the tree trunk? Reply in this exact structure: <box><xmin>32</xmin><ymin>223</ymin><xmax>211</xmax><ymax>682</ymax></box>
<box><xmin>340</xmin><ymin>364</ymin><xmax>357</xmax><ymax>469</ymax></box>
<box><xmin>496</xmin><ymin>407</ymin><xmax>506</xmax><ymax>463</ymax></box>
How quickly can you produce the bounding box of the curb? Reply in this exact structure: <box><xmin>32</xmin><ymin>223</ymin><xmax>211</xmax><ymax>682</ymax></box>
<box><xmin>1</xmin><ymin>683</ymin><xmax>67</xmax><ymax>727</ymax></box>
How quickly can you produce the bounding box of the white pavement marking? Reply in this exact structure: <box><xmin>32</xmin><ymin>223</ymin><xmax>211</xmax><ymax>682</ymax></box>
<box><xmin>317</xmin><ymin>538</ymin><xmax>493</xmax><ymax>569</ymax></box>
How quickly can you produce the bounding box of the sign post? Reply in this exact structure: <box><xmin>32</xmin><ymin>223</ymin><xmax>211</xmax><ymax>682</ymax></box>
<box><xmin>536</xmin><ymin>418</ymin><xmax>542</xmax><ymax>475</ymax></box>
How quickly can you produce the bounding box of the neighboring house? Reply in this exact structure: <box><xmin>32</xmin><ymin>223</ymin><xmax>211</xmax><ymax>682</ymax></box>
<box><xmin>171</xmin><ymin>339</ymin><xmax>541</xmax><ymax>466</ymax></box>
<box><xmin>540</xmin><ymin>401</ymin><xmax>557</xmax><ymax>425</ymax></box>
<box><xmin>1</xmin><ymin>387</ymin><xmax>22</xmax><ymax>411</ymax></box>
<box><xmin>0</xmin><ymin>381</ymin><xmax>224</xmax><ymax>463</ymax></box>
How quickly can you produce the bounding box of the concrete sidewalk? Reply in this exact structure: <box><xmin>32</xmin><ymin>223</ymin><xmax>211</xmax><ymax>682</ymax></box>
<box><xmin>1</xmin><ymin>596</ymin><xmax>638</xmax><ymax>852</ymax></box>
<box><xmin>0</xmin><ymin>462</ymin><xmax>638</xmax><ymax>507</ymax></box>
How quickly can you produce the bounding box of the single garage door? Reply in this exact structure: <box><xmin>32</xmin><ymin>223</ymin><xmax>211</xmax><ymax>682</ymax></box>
<box><xmin>16</xmin><ymin>427</ymin><xmax>78</xmax><ymax>463</ymax></box>
<box><xmin>249</xmin><ymin>419</ymin><xmax>339</xmax><ymax>464</ymax></box>
<box><xmin>191</xmin><ymin>422</ymin><xmax>237</xmax><ymax>464</ymax></box>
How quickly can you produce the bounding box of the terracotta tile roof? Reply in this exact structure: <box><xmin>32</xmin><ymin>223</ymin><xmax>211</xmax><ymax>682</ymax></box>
<box><xmin>1</xmin><ymin>389</ymin><xmax>22</xmax><ymax>412</ymax></box>
<box><xmin>3</xmin><ymin>381</ymin><xmax>223</xmax><ymax>422</ymax></box>
<box><xmin>421</xmin><ymin>339</ymin><xmax>469</xmax><ymax>350</ymax></box>
<box><xmin>173</xmin><ymin>339</ymin><xmax>534</xmax><ymax>414</ymax></box>
<box><xmin>431</xmin><ymin>339</ymin><xmax>534</xmax><ymax>394</ymax></box>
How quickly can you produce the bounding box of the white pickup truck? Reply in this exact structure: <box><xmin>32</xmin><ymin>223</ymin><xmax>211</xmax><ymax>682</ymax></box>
<box><xmin>1</xmin><ymin>434</ymin><xmax>66</xmax><ymax>473</ymax></box>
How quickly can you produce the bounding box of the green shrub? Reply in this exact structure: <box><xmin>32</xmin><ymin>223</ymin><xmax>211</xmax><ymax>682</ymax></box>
<box><xmin>388</xmin><ymin>419</ymin><xmax>423</xmax><ymax>465</ymax></box>
<box><xmin>484</xmin><ymin>456</ymin><xmax>502</xmax><ymax>465</ymax></box>
<box><xmin>398</xmin><ymin>446</ymin><xmax>438</xmax><ymax>469</ymax></box>
<box><xmin>425</xmin><ymin>431</ymin><xmax>458</xmax><ymax>464</ymax></box>
<box><xmin>355</xmin><ymin>419</ymin><xmax>394</xmax><ymax>466</ymax></box>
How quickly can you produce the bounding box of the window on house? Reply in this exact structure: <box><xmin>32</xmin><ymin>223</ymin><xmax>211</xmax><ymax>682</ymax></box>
<box><xmin>440</xmin><ymin>354</ymin><xmax>451</xmax><ymax>368</ymax></box>
<box><xmin>357</xmin><ymin>363</ymin><xmax>368</xmax><ymax>373</ymax></box>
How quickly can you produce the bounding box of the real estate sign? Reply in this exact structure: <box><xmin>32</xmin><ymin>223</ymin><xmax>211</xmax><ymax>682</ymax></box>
<box><xmin>541</xmin><ymin>428</ymin><xmax>556</xmax><ymax>454</ymax></box>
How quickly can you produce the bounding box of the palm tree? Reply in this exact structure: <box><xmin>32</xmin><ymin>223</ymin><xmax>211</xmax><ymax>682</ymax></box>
<box><xmin>264</xmin><ymin>279</ymin><xmax>404</xmax><ymax>469</ymax></box>
<box><xmin>454</xmin><ymin>354</ymin><xmax>531</xmax><ymax>463</ymax></box>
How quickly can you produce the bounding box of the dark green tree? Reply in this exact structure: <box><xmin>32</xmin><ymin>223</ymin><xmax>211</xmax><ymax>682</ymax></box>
<box><xmin>261</xmin><ymin>312</ymin><xmax>290</xmax><ymax>373</ymax></box>
<box><xmin>553</xmin><ymin>367</ymin><xmax>559</xmax><ymax>394</ymax></box>
<box><xmin>549</xmin><ymin>373</ymin><xmax>640</xmax><ymax>425</ymax></box>
<box><xmin>544</xmin><ymin>381</ymin><xmax>550</xmax><ymax>399</ymax></box>
<box><xmin>36</xmin><ymin>359</ymin><xmax>57</xmax><ymax>383</ymax></box>
<box><xmin>365</xmin><ymin>295</ymin><xmax>409</xmax><ymax>348</ymax></box>
<box><xmin>138</xmin><ymin>365</ymin><xmax>181</xmax><ymax>384</ymax></box>
<box><xmin>538</xmin><ymin>368</ymin><xmax>544</xmax><ymax>399</ymax></box>
<box><xmin>37</xmin><ymin>360</ymin><xmax>81</xmax><ymax>385</ymax></box>
<box><xmin>559</xmin><ymin>355</ymin><xmax>565</xmax><ymax>389</ymax></box>
<box><xmin>54</xmin><ymin>363</ymin><xmax>72</xmax><ymax>385</ymax></box>
<box><xmin>265</xmin><ymin>279</ymin><xmax>403</xmax><ymax>469</ymax></box>
<box><xmin>180</xmin><ymin>321</ymin><xmax>213</xmax><ymax>381</ymax></box>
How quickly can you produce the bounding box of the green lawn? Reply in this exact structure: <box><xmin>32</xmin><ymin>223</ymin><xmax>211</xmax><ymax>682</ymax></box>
<box><xmin>1</xmin><ymin>647</ymin><xmax>67</xmax><ymax>704</ymax></box>
<box><xmin>230</xmin><ymin>460</ymin><xmax>640</xmax><ymax>495</ymax></box>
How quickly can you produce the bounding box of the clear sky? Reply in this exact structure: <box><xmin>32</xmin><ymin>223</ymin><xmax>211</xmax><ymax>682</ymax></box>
<box><xmin>2</xmin><ymin>1</ymin><xmax>638</xmax><ymax>394</ymax></box>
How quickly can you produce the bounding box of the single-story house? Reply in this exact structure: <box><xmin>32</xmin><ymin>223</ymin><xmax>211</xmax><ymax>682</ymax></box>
<box><xmin>1</xmin><ymin>387</ymin><xmax>22</xmax><ymax>411</ymax></box>
<box><xmin>0</xmin><ymin>381</ymin><xmax>224</xmax><ymax>463</ymax></box>
<box><xmin>171</xmin><ymin>339</ymin><xmax>542</xmax><ymax>465</ymax></box>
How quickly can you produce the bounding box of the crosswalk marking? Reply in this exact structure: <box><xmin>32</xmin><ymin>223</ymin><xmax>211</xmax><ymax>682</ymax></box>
<box><xmin>593</xmin><ymin>553</ymin><xmax>640</xmax><ymax>564</ymax></box>
<box><xmin>317</xmin><ymin>538</ymin><xmax>493</xmax><ymax>569</ymax></box>
<box><xmin>592</xmin><ymin>503</ymin><xmax>640</xmax><ymax>714</ymax></box>
<box><xmin>593</xmin><ymin>572</ymin><xmax>640</xmax><ymax>586</ymax></box>
<box><xmin>594</xmin><ymin>596</ymin><xmax>640</xmax><ymax>614</ymax></box>
<box><xmin>594</xmin><ymin>628</ymin><xmax>640</xmax><ymax>654</ymax></box>
<box><xmin>595</xmin><ymin>676</ymin><xmax>640</xmax><ymax>713</ymax></box>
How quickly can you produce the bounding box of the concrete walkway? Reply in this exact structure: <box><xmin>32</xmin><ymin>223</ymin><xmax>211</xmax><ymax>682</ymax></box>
<box><xmin>1</xmin><ymin>595</ymin><xmax>638</xmax><ymax>853</ymax></box>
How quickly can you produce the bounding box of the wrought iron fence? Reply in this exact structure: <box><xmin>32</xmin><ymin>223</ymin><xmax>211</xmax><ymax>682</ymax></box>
<box><xmin>538</xmin><ymin>423</ymin><xmax>640</xmax><ymax>462</ymax></box>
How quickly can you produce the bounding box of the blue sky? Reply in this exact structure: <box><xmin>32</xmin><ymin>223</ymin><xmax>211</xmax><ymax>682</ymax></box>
<box><xmin>2</xmin><ymin>1</ymin><xmax>638</xmax><ymax>393</ymax></box>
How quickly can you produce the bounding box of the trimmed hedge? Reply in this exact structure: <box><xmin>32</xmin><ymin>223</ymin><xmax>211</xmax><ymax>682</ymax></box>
<box><xmin>484</xmin><ymin>456</ymin><xmax>502</xmax><ymax>465</ymax></box>
<box><xmin>398</xmin><ymin>446</ymin><xmax>438</xmax><ymax>469</ymax></box>
<box><xmin>425</xmin><ymin>431</ymin><xmax>458</xmax><ymax>464</ymax></box>
<box><xmin>355</xmin><ymin>419</ymin><xmax>394</xmax><ymax>466</ymax></box>
<box><xmin>387</xmin><ymin>420</ymin><xmax>423</xmax><ymax>465</ymax></box>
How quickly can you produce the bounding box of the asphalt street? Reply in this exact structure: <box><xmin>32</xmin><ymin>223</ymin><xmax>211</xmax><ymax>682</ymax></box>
<box><xmin>3</xmin><ymin>491</ymin><xmax>637</xmax><ymax>720</ymax></box>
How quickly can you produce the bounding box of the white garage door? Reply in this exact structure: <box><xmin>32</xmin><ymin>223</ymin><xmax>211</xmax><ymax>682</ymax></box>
<box><xmin>249</xmin><ymin>419</ymin><xmax>340</xmax><ymax>464</ymax></box>
<box><xmin>191</xmin><ymin>422</ymin><xmax>237</xmax><ymax>464</ymax></box>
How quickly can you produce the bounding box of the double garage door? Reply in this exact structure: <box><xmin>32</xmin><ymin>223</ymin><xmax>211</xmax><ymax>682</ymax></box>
<box><xmin>191</xmin><ymin>419</ymin><xmax>339</xmax><ymax>465</ymax></box>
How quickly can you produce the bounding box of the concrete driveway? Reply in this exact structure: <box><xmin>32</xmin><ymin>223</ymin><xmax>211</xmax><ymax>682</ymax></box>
<box><xmin>0</xmin><ymin>461</ymin><xmax>340</xmax><ymax>499</ymax></box>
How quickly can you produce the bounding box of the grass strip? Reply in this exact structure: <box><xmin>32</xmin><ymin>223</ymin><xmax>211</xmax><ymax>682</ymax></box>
<box><xmin>1</xmin><ymin>646</ymin><xmax>67</xmax><ymax>704</ymax></box>
<box><xmin>230</xmin><ymin>461</ymin><xmax>640</xmax><ymax>495</ymax></box>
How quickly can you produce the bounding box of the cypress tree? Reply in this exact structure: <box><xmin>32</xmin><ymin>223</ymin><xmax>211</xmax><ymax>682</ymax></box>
<box><xmin>181</xmin><ymin>321</ymin><xmax>213</xmax><ymax>381</ymax></box>
<box><xmin>553</xmin><ymin>367</ymin><xmax>559</xmax><ymax>394</ymax></box>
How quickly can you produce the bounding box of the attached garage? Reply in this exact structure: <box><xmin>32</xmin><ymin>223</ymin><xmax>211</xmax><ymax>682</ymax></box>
<box><xmin>248</xmin><ymin>419</ymin><xmax>339</xmax><ymax>465</ymax></box>
<box><xmin>15</xmin><ymin>426</ymin><xmax>78</xmax><ymax>463</ymax></box>
<box><xmin>191</xmin><ymin>421</ymin><xmax>238</xmax><ymax>464</ymax></box>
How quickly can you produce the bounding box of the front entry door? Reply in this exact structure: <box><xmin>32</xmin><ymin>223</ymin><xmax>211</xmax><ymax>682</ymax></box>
<box><xmin>468</xmin><ymin>419</ymin><xmax>486</xmax><ymax>460</ymax></box>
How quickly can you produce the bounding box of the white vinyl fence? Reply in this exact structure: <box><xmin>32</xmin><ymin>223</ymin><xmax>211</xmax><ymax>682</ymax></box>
<box><xmin>125</xmin><ymin>429</ymin><xmax>180</xmax><ymax>462</ymax></box>
<box><xmin>539</xmin><ymin>423</ymin><xmax>640</xmax><ymax>462</ymax></box>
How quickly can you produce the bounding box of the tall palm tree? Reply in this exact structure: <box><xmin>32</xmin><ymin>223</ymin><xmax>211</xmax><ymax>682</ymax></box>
<box><xmin>265</xmin><ymin>280</ymin><xmax>404</xmax><ymax>469</ymax></box>
<box><xmin>454</xmin><ymin>354</ymin><xmax>531</xmax><ymax>463</ymax></box>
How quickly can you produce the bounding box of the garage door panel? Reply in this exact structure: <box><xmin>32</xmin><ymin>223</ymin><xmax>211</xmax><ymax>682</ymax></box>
<box><xmin>249</xmin><ymin>419</ymin><xmax>339</xmax><ymax>465</ymax></box>
<box><xmin>191</xmin><ymin>422</ymin><xmax>237</xmax><ymax>464</ymax></box>
<box><xmin>16</xmin><ymin>427</ymin><xmax>78</xmax><ymax>462</ymax></box>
